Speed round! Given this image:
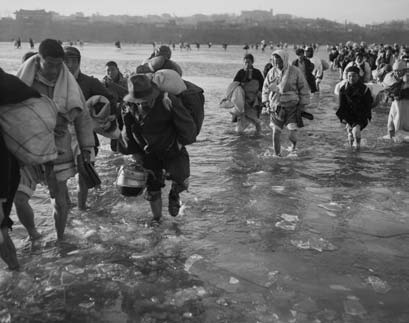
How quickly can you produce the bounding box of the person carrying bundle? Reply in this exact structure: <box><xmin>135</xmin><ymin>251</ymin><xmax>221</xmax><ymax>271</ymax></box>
<box><xmin>117</xmin><ymin>74</ymin><xmax>197</xmax><ymax>225</ymax></box>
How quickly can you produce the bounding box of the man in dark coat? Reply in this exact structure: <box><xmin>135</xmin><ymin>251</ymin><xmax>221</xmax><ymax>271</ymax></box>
<box><xmin>118</xmin><ymin>74</ymin><xmax>197</xmax><ymax>224</ymax></box>
<box><xmin>292</xmin><ymin>48</ymin><xmax>317</xmax><ymax>93</ymax></box>
<box><xmin>336</xmin><ymin>65</ymin><xmax>373</xmax><ymax>150</ymax></box>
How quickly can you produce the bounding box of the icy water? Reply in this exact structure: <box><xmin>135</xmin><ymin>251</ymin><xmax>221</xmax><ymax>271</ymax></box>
<box><xmin>1</xmin><ymin>42</ymin><xmax>409</xmax><ymax>323</ymax></box>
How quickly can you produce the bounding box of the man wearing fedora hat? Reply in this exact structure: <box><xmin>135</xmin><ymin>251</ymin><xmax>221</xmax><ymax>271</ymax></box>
<box><xmin>119</xmin><ymin>73</ymin><xmax>197</xmax><ymax>224</ymax></box>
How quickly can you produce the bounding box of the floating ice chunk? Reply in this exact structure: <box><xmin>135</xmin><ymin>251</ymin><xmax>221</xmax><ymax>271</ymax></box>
<box><xmin>79</xmin><ymin>301</ymin><xmax>95</xmax><ymax>309</ymax></box>
<box><xmin>229</xmin><ymin>277</ymin><xmax>239</xmax><ymax>284</ymax></box>
<box><xmin>184</xmin><ymin>254</ymin><xmax>204</xmax><ymax>272</ymax></box>
<box><xmin>291</xmin><ymin>237</ymin><xmax>337</xmax><ymax>252</ymax></box>
<box><xmin>287</xmin><ymin>151</ymin><xmax>298</xmax><ymax>158</ymax></box>
<box><xmin>84</xmin><ymin>229</ymin><xmax>97</xmax><ymax>238</ymax></box>
<box><xmin>326</xmin><ymin>211</ymin><xmax>337</xmax><ymax>217</ymax></box>
<box><xmin>276</xmin><ymin>214</ymin><xmax>299</xmax><ymax>231</ymax></box>
<box><xmin>271</xmin><ymin>186</ymin><xmax>285</xmax><ymax>192</ymax></box>
<box><xmin>66</xmin><ymin>250</ymin><xmax>80</xmax><ymax>255</ymax></box>
<box><xmin>329</xmin><ymin>201</ymin><xmax>341</xmax><ymax>206</ymax></box>
<box><xmin>344</xmin><ymin>296</ymin><xmax>366</xmax><ymax>316</ymax></box>
<box><xmin>366</xmin><ymin>276</ymin><xmax>391</xmax><ymax>294</ymax></box>
<box><xmin>216</xmin><ymin>297</ymin><xmax>229</xmax><ymax>306</ymax></box>
<box><xmin>317</xmin><ymin>204</ymin><xmax>338</xmax><ymax>212</ymax></box>
<box><xmin>265</xmin><ymin>270</ymin><xmax>280</xmax><ymax>287</ymax></box>
<box><xmin>65</xmin><ymin>265</ymin><xmax>85</xmax><ymax>275</ymax></box>
<box><xmin>280</xmin><ymin>214</ymin><xmax>299</xmax><ymax>222</ymax></box>
<box><xmin>275</xmin><ymin>221</ymin><xmax>296</xmax><ymax>231</ymax></box>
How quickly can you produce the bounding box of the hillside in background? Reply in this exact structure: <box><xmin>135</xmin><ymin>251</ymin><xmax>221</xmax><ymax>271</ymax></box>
<box><xmin>1</xmin><ymin>9</ymin><xmax>408</xmax><ymax>44</ymax></box>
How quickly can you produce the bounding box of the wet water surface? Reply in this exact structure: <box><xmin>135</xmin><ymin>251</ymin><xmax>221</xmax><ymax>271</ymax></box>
<box><xmin>1</xmin><ymin>43</ymin><xmax>409</xmax><ymax>323</ymax></box>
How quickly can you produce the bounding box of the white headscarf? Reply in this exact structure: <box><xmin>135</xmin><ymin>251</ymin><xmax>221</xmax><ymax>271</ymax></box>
<box><xmin>271</xmin><ymin>49</ymin><xmax>290</xmax><ymax>94</ymax></box>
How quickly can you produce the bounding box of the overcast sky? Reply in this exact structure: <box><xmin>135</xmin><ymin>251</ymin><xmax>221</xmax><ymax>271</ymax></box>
<box><xmin>1</xmin><ymin>0</ymin><xmax>408</xmax><ymax>25</ymax></box>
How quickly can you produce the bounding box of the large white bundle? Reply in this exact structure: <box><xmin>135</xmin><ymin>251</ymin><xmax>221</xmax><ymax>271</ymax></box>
<box><xmin>86</xmin><ymin>95</ymin><xmax>119</xmax><ymax>139</ymax></box>
<box><xmin>365</xmin><ymin>82</ymin><xmax>385</xmax><ymax>107</ymax></box>
<box><xmin>0</xmin><ymin>95</ymin><xmax>58</xmax><ymax>165</ymax></box>
<box><xmin>219</xmin><ymin>81</ymin><xmax>245</xmax><ymax>117</ymax></box>
<box><xmin>334</xmin><ymin>80</ymin><xmax>347</xmax><ymax>96</ymax></box>
<box><xmin>334</xmin><ymin>80</ymin><xmax>384</xmax><ymax>107</ymax></box>
<box><xmin>151</xmin><ymin>69</ymin><xmax>187</xmax><ymax>95</ymax></box>
<box><xmin>388</xmin><ymin>99</ymin><xmax>409</xmax><ymax>132</ymax></box>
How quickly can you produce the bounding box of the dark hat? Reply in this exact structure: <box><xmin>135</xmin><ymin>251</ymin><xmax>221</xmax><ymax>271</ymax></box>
<box><xmin>295</xmin><ymin>48</ymin><xmax>304</xmax><ymax>56</ymax></box>
<box><xmin>155</xmin><ymin>45</ymin><xmax>172</xmax><ymax>59</ymax></box>
<box><xmin>124</xmin><ymin>74</ymin><xmax>156</xmax><ymax>103</ymax></box>
<box><xmin>64</xmin><ymin>46</ymin><xmax>81</xmax><ymax>58</ymax></box>
<box><xmin>345</xmin><ymin>65</ymin><xmax>360</xmax><ymax>75</ymax></box>
<box><xmin>355</xmin><ymin>50</ymin><xmax>364</xmax><ymax>58</ymax></box>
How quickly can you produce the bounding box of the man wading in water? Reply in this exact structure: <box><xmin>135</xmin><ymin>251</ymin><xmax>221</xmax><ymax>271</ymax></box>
<box><xmin>118</xmin><ymin>74</ymin><xmax>196</xmax><ymax>225</ymax></box>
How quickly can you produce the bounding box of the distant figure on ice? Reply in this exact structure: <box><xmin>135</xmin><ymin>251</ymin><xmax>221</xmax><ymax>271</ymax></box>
<box><xmin>222</xmin><ymin>43</ymin><xmax>228</xmax><ymax>51</ymax></box>
<box><xmin>115</xmin><ymin>40</ymin><xmax>121</xmax><ymax>49</ymax></box>
<box><xmin>336</xmin><ymin>66</ymin><xmax>373</xmax><ymax>150</ymax></box>
<box><xmin>14</xmin><ymin>37</ymin><xmax>21</xmax><ymax>49</ymax></box>
<box><xmin>29</xmin><ymin>38</ymin><xmax>35</xmax><ymax>49</ymax></box>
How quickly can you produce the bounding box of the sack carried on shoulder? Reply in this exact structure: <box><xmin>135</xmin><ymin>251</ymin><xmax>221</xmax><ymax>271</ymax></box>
<box><xmin>0</xmin><ymin>95</ymin><xmax>58</xmax><ymax>165</ymax></box>
<box><xmin>180</xmin><ymin>80</ymin><xmax>205</xmax><ymax>136</ymax></box>
<box><xmin>152</xmin><ymin>69</ymin><xmax>187</xmax><ymax>95</ymax></box>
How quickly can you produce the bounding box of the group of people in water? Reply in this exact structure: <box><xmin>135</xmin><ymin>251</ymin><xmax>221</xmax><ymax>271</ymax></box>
<box><xmin>224</xmin><ymin>41</ymin><xmax>409</xmax><ymax>152</ymax></box>
<box><xmin>1</xmin><ymin>38</ymin><xmax>409</xmax><ymax>271</ymax></box>
<box><xmin>0</xmin><ymin>39</ymin><xmax>202</xmax><ymax>270</ymax></box>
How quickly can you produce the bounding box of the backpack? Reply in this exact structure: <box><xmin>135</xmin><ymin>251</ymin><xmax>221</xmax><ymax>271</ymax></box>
<box><xmin>179</xmin><ymin>80</ymin><xmax>205</xmax><ymax>136</ymax></box>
